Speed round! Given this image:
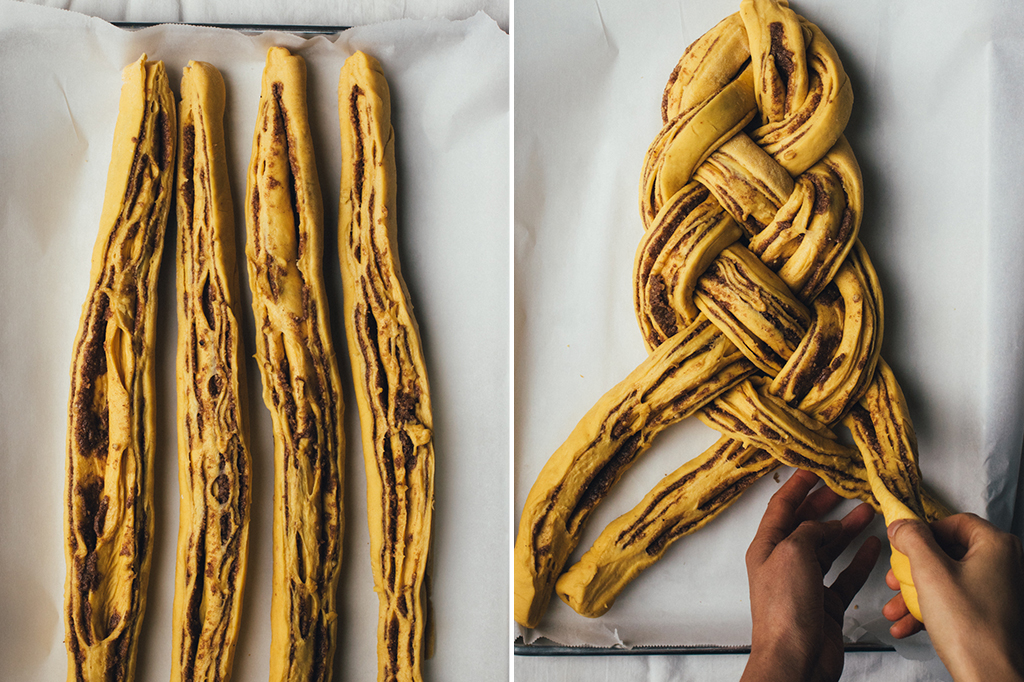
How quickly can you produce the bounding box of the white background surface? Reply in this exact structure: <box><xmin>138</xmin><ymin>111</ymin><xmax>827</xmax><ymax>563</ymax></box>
<box><xmin>0</xmin><ymin>1</ymin><xmax>508</xmax><ymax>680</ymax></box>
<box><xmin>515</xmin><ymin>0</ymin><xmax>1024</xmax><ymax>679</ymax></box>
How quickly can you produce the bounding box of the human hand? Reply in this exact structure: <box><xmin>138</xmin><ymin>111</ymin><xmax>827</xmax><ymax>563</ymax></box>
<box><xmin>883</xmin><ymin>513</ymin><xmax>1024</xmax><ymax>682</ymax></box>
<box><xmin>740</xmin><ymin>469</ymin><xmax>881</xmax><ymax>682</ymax></box>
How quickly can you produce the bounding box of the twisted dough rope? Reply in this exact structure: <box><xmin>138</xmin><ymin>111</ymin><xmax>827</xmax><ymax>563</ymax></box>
<box><xmin>172</xmin><ymin>61</ymin><xmax>252</xmax><ymax>682</ymax></box>
<box><xmin>338</xmin><ymin>51</ymin><xmax>436</xmax><ymax>682</ymax></box>
<box><xmin>245</xmin><ymin>47</ymin><xmax>346</xmax><ymax>681</ymax></box>
<box><xmin>514</xmin><ymin>0</ymin><xmax>949</xmax><ymax>630</ymax></box>
<box><xmin>64</xmin><ymin>55</ymin><xmax>175</xmax><ymax>682</ymax></box>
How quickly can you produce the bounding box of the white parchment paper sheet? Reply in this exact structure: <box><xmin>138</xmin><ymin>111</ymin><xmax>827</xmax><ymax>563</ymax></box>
<box><xmin>514</xmin><ymin>0</ymin><xmax>1024</xmax><ymax>663</ymax></box>
<box><xmin>0</xmin><ymin>2</ymin><xmax>509</xmax><ymax>680</ymax></box>
<box><xmin>13</xmin><ymin>0</ymin><xmax>509</xmax><ymax>33</ymax></box>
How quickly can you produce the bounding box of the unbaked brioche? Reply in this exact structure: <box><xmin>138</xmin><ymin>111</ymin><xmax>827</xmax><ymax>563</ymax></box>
<box><xmin>515</xmin><ymin>0</ymin><xmax>947</xmax><ymax>629</ymax></box>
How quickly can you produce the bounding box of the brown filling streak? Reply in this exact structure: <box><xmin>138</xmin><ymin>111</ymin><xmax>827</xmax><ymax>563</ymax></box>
<box><xmin>618</xmin><ymin>443</ymin><xmax>728</xmax><ymax>546</ymax></box>
<box><xmin>567</xmin><ymin>431</ymin><xmax>644</xmax><ymax>536</ymax></box>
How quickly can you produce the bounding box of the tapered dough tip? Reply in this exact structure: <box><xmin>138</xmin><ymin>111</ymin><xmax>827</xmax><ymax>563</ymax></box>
<box><xmin>132</xmin><ymin>53</ymin><xmax>169</xmax><ymax>74</ymax></box>
<box><xmin>183</xmin><ymin>59</ymin><xmax>216</xmax><ymax>75</ymax></box>
<box><xmin>341</xmin><ymin>50</ymin><xmax>383</xmax><ymax>76</ymax></box>
<box><xmin>266</xmin><ymin>45</ymin><xmax>301</xmax><ymax>63</ymax></box>
<box><xmin>339</xmin><ymin>51</ymin><xmax>390</xmax><ymax>111</ymax></box>
<box><xmin>182</xmin><ymin>60</ymin><xmax>225</xmax><ymax>90</ymax></box>
<box><xmin>122</xmin><ymin>54</ymin><xmax>151</xmax><ymax>83</ymax></box>
<box><xmin>263</xmin><ymin>46</ymin><xmax>308</xmax><ymax>85</ymax></box>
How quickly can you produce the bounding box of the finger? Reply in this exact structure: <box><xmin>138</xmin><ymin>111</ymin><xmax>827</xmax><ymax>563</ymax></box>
<box><xmin>786</xmin><ymin>518</ymin><xmax>844</xmax><ymax>569</ymax></box>
<box><xmin>934</xmin><ymin>535</ymin><xmax>968</xmax><ymax>561</ymax></box>
<box><xmin>882</xmin><ymin>590</ymin><xmax>908</xmax><ymax>622</ymax></box>
<box><xmin>930</xmin><ymin>512</ymin><xmax>993</xmax><ymax>541</ymax></box>
<box><xmin>794</xmin><ymin>483</ymin><xmax>842</xmax><ymax>523</ymax></box>
<box><xmin>830</xmin><ymin>535</ymin><xmax>882</xmax><ymax>611</ymax></box>
<box><xmin>820</xmin><ymin>503</ymin><xmax>876</xmax><ymax>568</ymax></box>
<box><xmin>930</xmin><ymin>513</ymin><xmax>992</xmax><ymax>559</ymax></box>
<box><xmin>884</xmin><ymin>567</ymin><xmax>900</xmax><ymax>591</ymax></box>
<box><xmin>889</xmin><ymin>612</ymin><xmax>924</xmax><ymax>639</ymax></box>
<box><xmin>887</xmin><ymin>518</ymin><xmax>951</xmax><ymax>582</ymax></box>
<box><xmin>748</xmin><ymin>469</ymin><xmax>820</xmax><ymax>566</ymax></box>
<box><xmin>766</xmin><ymin>469</ymin><xmax>821</xmax><ymax>527</ymax></box>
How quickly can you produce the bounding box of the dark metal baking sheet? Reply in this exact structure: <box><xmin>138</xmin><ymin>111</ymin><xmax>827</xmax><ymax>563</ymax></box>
<box><xmin>514</xmin><ymin>638</ymin><xmax>895</xmax><ymax>656</ymax></box>
<box><xmin>112</xmin><ymin>21</ymin><xmax>349</xmax><ymax>34</ymax></box>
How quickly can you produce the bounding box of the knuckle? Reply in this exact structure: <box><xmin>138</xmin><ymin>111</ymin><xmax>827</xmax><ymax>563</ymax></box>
<box><xmin>776</xmin><ymin>535</ymin><xmax>808</xmax><ymax>559</ymax></box>
<box><xmin>995</xmin><ymin>531</ymin><xmax>1022</xmax><ymax>555</ymax></box>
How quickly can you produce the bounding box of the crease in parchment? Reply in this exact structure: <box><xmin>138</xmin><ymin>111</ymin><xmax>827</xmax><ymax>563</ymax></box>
<box><xmin>54</xmin><ymin>75</ymin><xmax>86</xmax><ymax>147</ymax></box>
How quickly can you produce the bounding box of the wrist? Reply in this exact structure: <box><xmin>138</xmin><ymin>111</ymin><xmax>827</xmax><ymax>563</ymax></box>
<box><xmin>742</xmin><ymin>639</ymin><xmax>812</xmax><ymax>682</ymax></box>
<box><xmin>940</xmin><ymin>639</ymin><xmax>1024</xmax><ymax>682</ymax></box>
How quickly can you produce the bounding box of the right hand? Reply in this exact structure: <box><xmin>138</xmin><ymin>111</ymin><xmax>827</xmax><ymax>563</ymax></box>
<box><xmin>884</xmin><ymin>513</ymin><xmax>1024</xmax><ymax>682</ymax></box>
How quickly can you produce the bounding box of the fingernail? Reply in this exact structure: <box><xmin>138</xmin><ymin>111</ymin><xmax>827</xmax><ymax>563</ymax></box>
<box><xmin>887</xmin><ymin>519</ymin><xmax>906</xmax><ymax>540</ymax></box>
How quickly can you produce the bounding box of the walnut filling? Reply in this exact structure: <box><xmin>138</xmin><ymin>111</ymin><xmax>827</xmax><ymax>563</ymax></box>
<box><xmin>65</xmin><ymin>55</ymin><xmax>175</xmax><ymax>682</ymax></box>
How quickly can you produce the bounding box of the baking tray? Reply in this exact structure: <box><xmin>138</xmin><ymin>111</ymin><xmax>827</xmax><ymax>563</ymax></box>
<box><xmin>513</xmin><ymin>640</ymin><xmax>895</xmax><ymax>656</ymax></box>
<box><xmin>112</xmin><ymin>21</ymin><xmax>348</xmax><ymax>34</ymax></box>
<box><xmin>0</xmin><ymin>5</ymin><xmax>509</xmax><ymax>680</ymax></box>
<box><xmin>513</xmin><ymin>0</ymin><xmax>1024</xmax><ymax>664</ymax></box>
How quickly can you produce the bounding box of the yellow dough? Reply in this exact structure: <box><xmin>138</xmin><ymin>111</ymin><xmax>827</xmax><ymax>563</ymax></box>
<box><xmin>556</xmin><ymin>438</ymin><xmax>777</xmax><ymax>618</ymax></box>
<box><xmin>514</xmin><ymin>316</ymin><xmax>753</xmax><ymax>628</ymax></box>
<box><xmin>514</xmin><ymin>0</ymin><xmax>947</xmax><ymax>630</ymax></box>
<box><xmin>245</xmin><ymin>47</ymin><xmax>346</xmax><ymax>682</ymax></box>
<box><xmin>171</xmin><ymin>60</ymin><xmax>252</xmax><ymax>681</ymax></box>
<box><xmin>64</xmin><ymin>55</ymin><xmax>175</xmax><ymax>682</ymax></box>
<box><xmin>844</xmin><ymin>360</ymin><xmax>928</xmax><ymax>622</ymax></box>
<box><xmin>337</xmin><ymin>51</ymin><xmax>435</xmax><ymax>682</ymax></box>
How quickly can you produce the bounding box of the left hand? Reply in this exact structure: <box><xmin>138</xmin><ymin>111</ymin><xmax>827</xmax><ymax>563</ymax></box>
<box><xmin>740</xmin><ymin>469</ymin><xmax>882</xmax><ymax>682</ymax></box>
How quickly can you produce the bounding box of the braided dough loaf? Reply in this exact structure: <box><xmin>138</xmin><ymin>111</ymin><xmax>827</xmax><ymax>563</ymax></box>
<box><xmin>514</xmin><ymin>0</ymin><xmax>948</xmax><ymax>630</ymax></box>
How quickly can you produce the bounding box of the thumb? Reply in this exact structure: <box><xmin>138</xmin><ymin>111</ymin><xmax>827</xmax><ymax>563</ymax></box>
<box><xmin>887</xmin><ymin>518</ymin><xmax>950</xmax><ymax>577</ymax></box>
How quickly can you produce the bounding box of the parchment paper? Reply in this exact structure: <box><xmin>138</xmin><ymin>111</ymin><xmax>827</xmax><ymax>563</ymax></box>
<box><xmin>14</xmin><ymin>0</ymin><xmax>509</xmax><ymax>33</ymax></box>
<box><xmin>514</xmin><ymin>0</ymin><xmax>1024</xmax><ymax>658</ymax></box>
<box><xmin>0</xmin><ymin>2</ymin><xmax>509</xmax><ymax>680</ymax></box>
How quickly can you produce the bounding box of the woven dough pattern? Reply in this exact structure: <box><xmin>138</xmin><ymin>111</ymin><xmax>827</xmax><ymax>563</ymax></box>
<box><xmin>514</xmin><ymin>0</ymin><xmax>947</xmax><ymax>630</ymax></box>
